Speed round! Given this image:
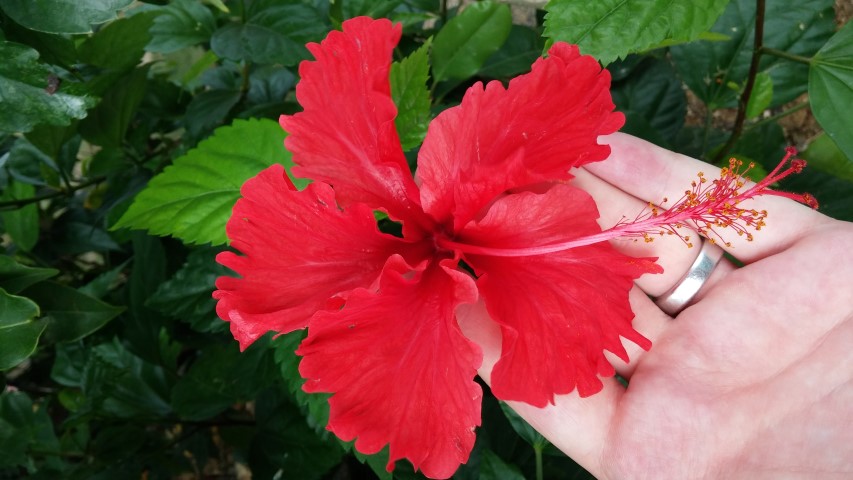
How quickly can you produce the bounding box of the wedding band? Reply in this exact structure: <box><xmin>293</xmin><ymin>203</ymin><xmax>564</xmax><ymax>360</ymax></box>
<box><xmin>654</xmin><ymin>240</ymin><xmax>725</xmax><ymax>315</ymax></box>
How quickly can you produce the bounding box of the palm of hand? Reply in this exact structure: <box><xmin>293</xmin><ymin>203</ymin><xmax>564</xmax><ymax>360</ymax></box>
<box><xmin>601</xmin><ymin>225</ymin><xmax>853</xmax><ymax>479</ymax></box>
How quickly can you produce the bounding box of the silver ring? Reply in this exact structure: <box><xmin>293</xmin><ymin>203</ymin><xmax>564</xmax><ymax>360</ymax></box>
<box><xmin>654</xmin><ymin>240</ymin><xmax>725</xmax><ymax>315</ymax></box>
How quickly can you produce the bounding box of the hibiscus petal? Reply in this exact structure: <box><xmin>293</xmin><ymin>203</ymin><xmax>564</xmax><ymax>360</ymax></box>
<box><xmin>279</xmin><ymin>17</ymin><xmax>427</xmax><ymax>229</ymax></box>
<box><xmin>297</xmin><ymin>256</ymin><xmax>482</xmax><ymax>479</ymax></box>
<box><xmin>417</xmin><ymin>43</ymin><xmax>624</xmax><ymax>231</ymax></box>
<box><xmin>213</xmin><ymin>164</ymin><xmax>416</xmax><ymax>350</ymax></box>
<box><xmin>458</xmin><ymin>184</ymin><xmax>661</xmax><ymax>406</ymax></box>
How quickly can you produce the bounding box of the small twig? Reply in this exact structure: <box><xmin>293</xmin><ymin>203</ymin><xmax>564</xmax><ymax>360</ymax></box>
<box><xmin>744</xmin><ymin>101</ymin><xmax>810</xmax><ymax>133</ymax></box>
<box><xmin>713</xmin><ymin>0</ymin><xmax>766</xmax><ymax>164</ymax></box>
<box><xmin>759</xmin><ymin>47</ymin><xmax>813</xmax><ymax>65</ymax></box>
<box><xmin>0</xmin><ymin>176</ymin><xmax>107</xmax><ymax>211</ymax></box>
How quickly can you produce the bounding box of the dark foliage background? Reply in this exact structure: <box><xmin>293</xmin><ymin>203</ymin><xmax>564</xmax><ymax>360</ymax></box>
<box><xmin>1</xmin><ymin>0</ymin><xmax>850</xmax><ymax>478</ymax></box>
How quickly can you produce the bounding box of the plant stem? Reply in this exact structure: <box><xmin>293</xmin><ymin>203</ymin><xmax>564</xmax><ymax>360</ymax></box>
<box><xmin>712</xmin><ymin>0</ymin><xmax>766</xmax><ymax>164</ymax></box>
<box><xmin>0</xmin><ymin>176</ymin><xmax>107</xmax><ymax>211</ymax></box>
<box><xmin>535</xmin><ymin>444</ymin><xmax>544</xmax><ymax>480</ymax></box>
<box><xmin>760</xmin><ymin>47</ymin><xmax>813</xmax><ymax>65</ymax></box>
<box><xmin>744</xmin><ymin>101</ymin><xmax>810</xmax><ymax>133</ymax></box>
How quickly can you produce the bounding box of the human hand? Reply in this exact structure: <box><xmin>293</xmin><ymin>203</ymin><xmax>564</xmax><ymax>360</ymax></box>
<box><xmin>458</xmin><ymin>133</ymin><xmax>853</xmax><ymax>479</ymax></box>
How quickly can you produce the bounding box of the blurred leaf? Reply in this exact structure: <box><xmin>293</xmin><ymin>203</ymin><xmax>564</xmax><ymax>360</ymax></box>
<box><xmin>124</xmin><ymin>233</ymin><xmax>167</xmax><ymax>365</ymax></box>
<box><xmin>0</xmin><ymin>17</ymin><xmax>78</xmax><ymax>67</ymax></box>
<box><xmin>432</xmin><ymin>1</ymin><xmax>512</xmax><ymax>83</ymax></box>
<box><xmin>0</xmin><ymin>0</ymin><xmax>134</xmax><ymax>34</ymax></box>
<box><xmin>809</xmin><ymin>21</ymin><xmax>853</xmax><ymax>161</ymax></box>
<box><xmin>248</xmin><ymin>388</ymin><xmax>344</xmax><ymax>480</ymax></box>
<box><xmin>801</xmin><ymin>133</ymin><xmax>853</xmax><ymax>182</ymax></box>
<box><xmin>672</xmin><ymin>0</ymin><xmax>834</xmax><ymax>108</ymax></box>
<box><xmin>23</xmin><ymin>282</ymin><xmax>123</xmax><ymax>343</ymax></box>
<box><xmin>612</xmin><ymin>58</ymin><xmax>686</xmax><ymax>146</ymax></box>
<box><xmin>79</xmin><ymin>67</ymin><xmax>149</xmax><ymax>148</ymax></box>
<box><xmin>79</xmin><ymin>11</ymin><xmax>161</xmax><ymax>71</ymax></box>
<box><xmin>391</xmin><ymin>39</ymin><xmax>432</xmax><ymax>151</ymax></box>
<box><xmin>544</xmin><ymin>0</ymin><xmax>729</xmax><ymax>65</ymax></box>
<box><xmin>479</xmin><ymin>25</ymin><xmax>543</xmax><ymax>79</ymax></box>
<box><xmin>146</xmin><ymin>0</ymin><xmax>217</xmax><ymax>53</ymax></box>
<box><xmin>183</xmin><ymin>89</ymin><xmax>242</xmax><ymax>139</ymax></box>
<box><xmin>79</xmin><ymin>260</ymin><xmax>130</xmax><ymax>299</ymax></box>
<box><xmin>210</xmin><ymin>2</ymin><xmax>329</xmax><ymax>66</ymax></box>
<box><xmin>4</xmin><ymin>137</ymin><xmax>56</xmax><ymax>186</ymax></box>
<box><xmin>246</xmin><ymin>65</ymin><xmax>296</xmax><ymax>106</ymax></box>
<box><xmin>147</xmin><ymin>248</ymin><xmax>229</xmax><ymax>332</ymax></box>
<box><xmin>479</xmin><ymin>449</ymin><xmax>525</xmax><ymax>480</ymax></box>
<box><xmin>171</xmin><ymin>339</ymin><xmax>277</xmax><ymax>420</ymax></box>
<box><xmin>0</xmin><ymin>42</ymin><xmax>96</xmax><ymax>134</ymax></box>
<box><xmin>0</xmin><ymin>181</ymin><xmax>39</xmax><ymax>251</ymax></box>
<box><xmin>0</xmin><ymin>392</ymin><xmax>60</xmax><ymax>468</ymax></box>
<box><xmin>745</xmin><ymin>72</ymin><xmax>773</xmax><ymax>119</ymax></box>
<box><xmin>113</xmin><ymin>118</ymin><xmax>304</xmax><ymax>246</ymax></box>
<box><xmin>0</xmin><ymin>288</ymin><xmax>45</xmax><ymax>371</ymax></box>
<box><xmin>499</xmin><ymin>402</ymin><xmax>549</xmax><ymax>449</ymax></box>
<box><xmin>334</xmin><ymin>0</ymin><xmax>403</xmax><ymax>21</ymax></box>
<box><xmin>0</xmin><ymin>256</ymin><xmax>58</xmax><ymax>294</ymax></box>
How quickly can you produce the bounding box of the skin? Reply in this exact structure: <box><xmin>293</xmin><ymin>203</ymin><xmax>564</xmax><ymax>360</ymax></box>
<box><xmin>457</xmin><ymin>133</ymin><xmax>853</xmax><ymax>479</ymax></box>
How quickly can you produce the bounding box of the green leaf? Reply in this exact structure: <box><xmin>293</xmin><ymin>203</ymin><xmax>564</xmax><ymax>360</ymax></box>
<box><xmin>22</xmin><ymin>282</ymin><xmax>124</xmax><ymax>343</ymax></box>
<box><xmin>147</xmin><ymin>0</ymin><xmax>217</xmax><ymax>54</ymax></box>
<box><xmin>0</xmin><ymin>256</ymin><xmax>58</xmax><ymax>294</ymax></box>
<box><xmin>0</xmin><ymin>288</ymin><xmax>45</xmax><ymax>371</ymax></box>
<box><xmin>113</xmin><ymin>118</ymin><xmax>304</xmax><ymax>246</ymax></box>
<box><xmin>210</xmin><ymin>2</ymin><xmax>329</xmax><ymax>66</ymax></box>
<box><xmin>391</xmin><ymin>39</ymin><xmax>432</xmax><ymax>151</ymax></box>
<box><xmin>0</xmin><ymin>0</ymin><xmax>134</xmax><ymax>34</ymax></box>
<box><xmin>745</xmin><ymin>72</ymin><xmax>773</xmax><ymax>119</ymax></box>
<box><xmin>171</xmin><ymin>340</ymin><xmax>277</xmax><ymax>420</ymax></box>
<box><xmin>431</xmin><ymin>1</ymin><xmax>512</xmax><ymax>83</ymax></box>
<box><xmin>336</xmin><ymin>0</ymin><xmax>403</xmax><ymax>21</ymax></box>
<box><xmin>479</xmin><ymin>25</ymin><xmax>543</xmax><ymax>79</ymax></box>
<box><xmin>801</xmin><ymin>133</ymin><xmax>853</xmax><ymax>183</ymax></box>
<box><xmin>544</xmin><ymin>0</ymin><xmax>729</xmax><ymax>65</ymax></box>
<box><xmin>183</xmin><ymin>89</ymin><xmax>243</xmax><ymax>139</ymax></box>
<box><xmin>479</xmin><ymin>449</ymin><xmax>525</xmax><ymax>480</ymax></box>
<box><xmin>499</xmin><ymin>402</ymin><xmax>550</xmax><ymax>449</ymax></box>
<box><xmin>0</xmin><ymin>42</ymin><xmax>97</xmax><ymax>134</ymax></box>
<box><xmin>272</xmin><ymin>332</ymin><xmax>330</xmax><ymax>433</ymax></box>
<box><xmin>79</xmin><ymin>67</ymin><xmax>149</xmax><ymax>148</ymax></box>
<box><xmin>672</xmin><ymin>0</ymin><xmax>835</xmax><ymax>108</ymax></box>
<box><xmin>146</xmin><ymin>248</ymin><xmax>230</xmax><ymax>333</ymax></box>
<box><xmin>612</xmin><ymin>58</ymin><xmax>687</xmax><ymax>146</ymax></box>
<box><xmin>78</xmin><ymin>11</ymin><xmax>161</xmax><ymax>71</ymax></box>
<box><xmin>0</xmin><ymin>181</ymin><xmax>39</xmax><ymax>251</ymax></box>
<box><xmin>809</xmin><ymin>21</ymin><xmax>853</xmax><ymax>162</ymax></box>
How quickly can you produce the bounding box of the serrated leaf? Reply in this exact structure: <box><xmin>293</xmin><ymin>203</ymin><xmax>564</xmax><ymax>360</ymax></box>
<box><xmin>745</xmin><ymin>72</ymin><xmax>773</xmax><ymax>119</ymax></box>
<box><xmin>0</xmin><ymin>288</ymin><xmax>45</xmax><ymax>371</ymax></box>
<box><xmin>0</xmin><ymin>256</ymin><xmax>58</xmax><ymax>294</ymax></box>
<box><xmin>544</xmin><ymin>0</ymin><xmax>729</xmax><ymax>65</ymax></box>
<box><xmin>146</xmin><ymin>0</ymin><xmax>217</xmax><ymax>53</ymax></box>
<box><xmin>809</xmin><ymin>21</ymin><xmax>853</xmax><ymax>162</ymax></box>
<box><xmin>0</xmin><ymin>181</ymin><xmax>39</xmax><ymax>251</ymax></box>
<box><xmin>391</xmin><ymin>39</ymin><xmax>432</xmax><ymax>151</ymax></box>
<box><xmin>432</xmin><ymin>1</ymin><xmax>512</xmax><ymax>83</ymax></box>
<box><xmin>0</xmin><ymin>42</ymin><xmax>97</xmax><ymax>134</ymax></box>
<box><xmin>672</xmin><ymin>0</ymin><xmax>835</xmax><ymax>109</ymax></box>
<box><xmin>272</xmin><ymin>332</ymin><xmax>331</xmax><ymax>433</ymax></box>
<box><xmin>113</xmin><ymin>118</ymin><xmax>304</xmax><ymax>246</ymax></box>
<box><xmin>210</xmin><ymin>2</ymin><xmax>329</xmax><ymax>66</ymax></box>
<box><xmin>171</xmin><ymin>339</ymin><xmax>277</xmax><ymax>420</ymax></box>
<box><xmin>79</xmin><ymin>11</ymin><xmax>161</xmax><ymax>71</ymax></box>
<box><xmin>0</xmin><ymin>0</ymin><xmax>134</xmax><ymax>34</ymax></box>
<box><xmin>147</xmin><ymin>248</ymin><xmax>229</xmax><ymax>332</ymax></box>
<box><xmin>22</xmin><ymin>282</ymin><xmax>124</xmax><ymax>343</ymax></box>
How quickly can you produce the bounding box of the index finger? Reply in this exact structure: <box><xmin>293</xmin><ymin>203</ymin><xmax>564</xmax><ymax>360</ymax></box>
<box><xmin>584</xmin><ymin>133</ymin><xmax>832</xmax><ymax>262</ymax></box>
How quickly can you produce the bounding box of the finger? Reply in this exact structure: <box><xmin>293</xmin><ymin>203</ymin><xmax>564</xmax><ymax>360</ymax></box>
<box><xmin>586</xmin><ymin>133</ymin><xmax>832</xmax><ymax>262</ymax></box>
<box><xmin>456</xmin><ymin>300</ymin><xmax>616</xmax><ymax>476</ymax></box>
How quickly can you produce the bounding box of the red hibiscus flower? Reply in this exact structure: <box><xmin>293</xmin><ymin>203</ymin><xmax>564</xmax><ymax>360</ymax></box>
<box><xmin>214</xmin><ymin>17</ymin><xmax>662</xmax><ymax>479</ymax></box>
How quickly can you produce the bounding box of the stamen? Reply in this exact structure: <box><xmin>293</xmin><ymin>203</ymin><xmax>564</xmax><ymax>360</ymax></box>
<box><xmin>439</xmin><ymin>149</ymin><xmax>817</xmax><ymax>258</ymax></box>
